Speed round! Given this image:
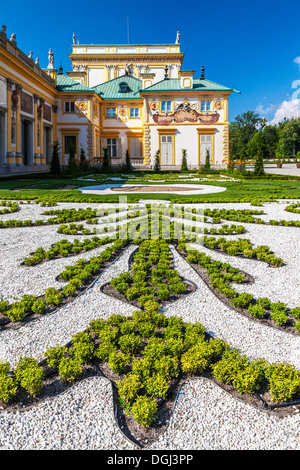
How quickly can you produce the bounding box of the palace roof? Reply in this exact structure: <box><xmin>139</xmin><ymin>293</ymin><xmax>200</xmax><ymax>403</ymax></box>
<box><xmin>91</xmin><ymin>75</ymin><xmax>142</xmax><ymax>100</ymax></box>
<box><xmin>141</xmin><ymin>78</ymin><xmax>234</xmax><ymax>93</ymax></box>
<box><xmin>56</xmin><ymin>73</ymin><xmax>94</xmax><ymax>92</ymax></box>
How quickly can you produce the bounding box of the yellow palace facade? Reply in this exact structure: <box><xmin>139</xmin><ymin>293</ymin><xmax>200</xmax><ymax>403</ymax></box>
<box><xmin>0</xmin><ymin>27</ymin><xmax>238</xmax><ymax>174</ymax></box>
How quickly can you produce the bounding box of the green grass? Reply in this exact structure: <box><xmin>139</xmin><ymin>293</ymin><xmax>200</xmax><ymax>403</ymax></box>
<box><xmin>1</xmin><ymin>170</ymin><xmax>300</xmax><ymax>203</ymax></box>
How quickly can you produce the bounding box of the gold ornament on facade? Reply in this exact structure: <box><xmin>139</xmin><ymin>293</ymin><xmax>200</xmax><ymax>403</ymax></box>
<box><xmin>76</xmin><ymin>101</ymin><xmax>87</xmax><ymax>111</ymax></box>
<box><xmin>149</xmin><ymin>101</ymin><xmax>158</xmax><ymax>111</ymax></box>
<box><xmin>118</xmin><ymin>107</ymin><xmax>127</xmax><ymax>121</ymax></box>
<box><xmin>214</xmin><ymin>99</ymin><xmax>223</xmax><ymax>110</ymax></box>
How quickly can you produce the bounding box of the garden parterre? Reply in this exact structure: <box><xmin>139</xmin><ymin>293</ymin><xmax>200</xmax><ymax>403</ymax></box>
<box><xmin>0</xmin><ymin>199</ymin><xmax>300</xmax><ymax>449</ymax></box>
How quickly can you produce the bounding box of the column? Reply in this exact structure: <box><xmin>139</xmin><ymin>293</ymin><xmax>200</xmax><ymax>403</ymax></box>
<box><xmin>106</xmin><ymin>65</ymin><xmax>112</xmax><ymax>81</ymax></box>
<box><xmin>39</xmin><ymin>98</ymin><xmax>45</xmax><ymax>163</ymax></box>
<box><xmin>111</xmin><ymin>65</ymin><xmax>117</xmax><ymax>79</ymax></box>
<box><xmin>33</xmin><ymin>94</ymin><xmax>39</xmax><ymax>163</ymax></box>
<box><xmin>136</xmin><ymin>65</ymin><xmax>143</xmax><ymax>79</ymax></box>
<box><xmin>0</xmin><ymin>109</ymin><xmax>6</xmax><ymax>166</ymax></box>
<box><xmin>14</xmin><ymin>83</ymin><xmax>23</xmax><ymax>164</ymax></box>
<box><xmin>52</xmin><ymin>104</ymin><xmax>57</xmax><ymax>143</ymax></box>
<box><xmin>6</xmin><ymin>78</ymin><xmax>14</xmax><ymax>164</ymax></box>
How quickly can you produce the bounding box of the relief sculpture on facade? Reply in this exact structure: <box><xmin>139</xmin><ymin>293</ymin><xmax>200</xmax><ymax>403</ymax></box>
<box><xmin>152</xmin><ymin>101</ymin><xmax>220</xmax><ymax>125</ymax></box>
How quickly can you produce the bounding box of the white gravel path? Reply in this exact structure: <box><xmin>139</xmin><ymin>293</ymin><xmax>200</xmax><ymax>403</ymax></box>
<box><xmin>0</xmin><ymin>199</ymin><xmax>300</xmax><ymax>450</ymax></box>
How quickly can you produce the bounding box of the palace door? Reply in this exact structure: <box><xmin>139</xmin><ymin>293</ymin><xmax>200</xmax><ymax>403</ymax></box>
<box><xmin>160</xmin><ymin>135</ymin><xmax>173</xmax><ymax>165</ymax></box>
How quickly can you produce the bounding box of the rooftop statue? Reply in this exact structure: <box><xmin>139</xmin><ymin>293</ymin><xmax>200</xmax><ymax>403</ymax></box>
<box><xmin>48</xmin><ymin>48</ymin><xmax>54</xmax><ymax>68</ymax></box>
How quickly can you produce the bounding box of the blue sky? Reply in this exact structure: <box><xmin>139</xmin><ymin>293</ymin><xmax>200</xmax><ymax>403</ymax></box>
<box><xmin>2</xmin><ymin>0</ymin><xmax>300</xmax><ymax>123</ymax></box>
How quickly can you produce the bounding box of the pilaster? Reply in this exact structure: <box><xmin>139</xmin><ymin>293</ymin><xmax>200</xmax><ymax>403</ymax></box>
<box><xmin>14</xmin><ymin>83</ymin><xmax>23</xmax><ymax>164</ymax></box>
<box><xmin>6</xmin><ymin>78</ymin><xmax>13</xmax><ymax>162</ymax></box>
<box><xmin>33</xmin><ymin>94</ymin><xmax>40</xmax><ymax>163</ymax></box>
<box><xmin>39</xmin><ymin>97</ymin><xmax>45</xmax><ymax>163</ymax></box>
<box><xmin>52</xmin><ymin>104</ymin><xmax>58</xmax><ymax>142</ymax></box>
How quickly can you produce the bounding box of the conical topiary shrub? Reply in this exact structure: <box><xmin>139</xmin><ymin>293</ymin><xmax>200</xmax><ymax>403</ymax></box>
<box><xmin>49</xmin><ymin>140</ymin><xmax>61</xmax><ymax>175</ymax></box>
<box><xmin>181</xmin><ymin>149</ymin><xmax>188</xmax><ymax>171</ymax></box>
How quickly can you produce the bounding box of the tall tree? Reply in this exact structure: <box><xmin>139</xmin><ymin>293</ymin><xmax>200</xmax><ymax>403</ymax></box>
<box><xmin>262</xmin><ymin>125</ymin><xmax>279</xmax><ymax>159</ymax></box>
<box><xmin>49</xmin><ymin>140</ymin><xmax>61</xmax><ymax>175</ymax></box>
<box><xmin>154</xmin><ymin>150</ymin><xmax>161</xmax><ymax>172</ymax></box>
<box><xmin>229</xmin><ymin>111</ymin><xmax>264</xmax><ymax>160</ymax></box>
<box><xmin>102</xmin><ymin>147</ymin><xmax>110</xmax><ymax>171</ymax></box>
<box><xmin>253</xmin><ymin>147</ymin><xmax>265</xmax><ymax>176</ymax></box>
<box><xmin>79</xmin><ymin>146</ymin><xmax>88</xmax><ymax>169</ymax></box>
<box><xmin>125</xmin><ymin>149</ymin><xmax>132</xmax><ymax>171</ymax></box>
<box><xmin>181</xmin><ymin>149</ymin><xmax>188</xmax><ymax>171</ymax></box>
<box><xmin>277</xmin><ymin>118</ymin><xmax>300</xmax><ymax>159</ymax></box>
<box><xmin>246</xmin><ymin>130</ymin><xmax>266</xmax><ymax>160</ymax></box>
<box><xmin>204</xmin><ymin>148</ymin><xmax>211</xmax><ymax>170</ymax></box>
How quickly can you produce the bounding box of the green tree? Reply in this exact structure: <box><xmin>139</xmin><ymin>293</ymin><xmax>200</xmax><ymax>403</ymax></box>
<box><xmin>246</xmin><ymin>130</ymin><xmax>266</xmax><ymax>160</ymax></box>
<box><xmin>102</xmin><ymin>146</ymin><xmax>110</xmax><ymax>171</ymax></box>
<box><xmin>229</xmin><ymin>111</ymin><xmax>264</xmax><ymax>161</ymax></box>
<box><xmin>49</xmin><ymin>140</ymin><xmax>61</xmax><ymax>175</ymax></box>
<box><xmin>125</xmin><ymin>149</ymin><xmax>132</xmax><ymax>171</ymax></box>
<box><xmin>253</xmin><ymin>147</ymin><xmax>265</xmax><ymax>176</ymax></box>
<box><xmin>204</xmin><ymin>148</ymin><xmax>211</xmax><ymax>170</ymax></box>
<box><xmin>79</xmin><ymin>146</ymin><xmax>88</xmax><ymax>169</ymax></box>
<box><xmin>277</xmin><ymin>118</ymin><xmax>300</xmax><ymax>159</ymax></box>
<box><xmin>262</xmin><ymin>125</ymin><xmax>279</xmax><ymax>159</ymax></box>
<box><xmin>154</xmin><ymin>150</ymin><xmax>161</xmax><ymax>172</ymax></box>
<box><xmin>181</xmin><ymin>149</ymin><xmax>188</xmax><ymax>171</ymax></box>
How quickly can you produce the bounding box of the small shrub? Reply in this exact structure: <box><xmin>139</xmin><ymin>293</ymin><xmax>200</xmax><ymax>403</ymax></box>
<box><xmin>45</xmin><ymin>288</ymin><xmax>64</xmax><ymax>307</ymax></box>
<box><xmin>231</xmin><ymin>293</ymin><xmax>253</xmax><ymax>308</ymax></box>
<box><xmin>58</xmin><ymin>357</ymin><xmax>83</xmax><ymax>383</ymax></box>
<box><xmin>181</xmin><ymin>342</ymin><xmax>212</xmax><ymax>374</ymax></box>
<box><xmin>14</xmin><ymin>357</ymin><xmax>44</xmax><ymax>397</ymax></box>
<box><xmin>119</xmin><ymin>333</ymin><xmax>142</xmax><ymax>354</ymax></box>
<box><xmin>248</xmin><ymin>304</ymin><xmax>266</xmax><ymax>319</ymax></box>
<box><xmin>145</xmin><ymin>373</ymin><xmax>169</xmax><ymax>399</ymax></box>
<box><xmin>271</xmin><ymin>310</ymin><xmax>288</xmax><ymax>326</ymax></box>
<box><xmin>129</xmin><ymin>395</ymin><xmax>158</xmax><ymax>428</ymax></box>
<box><xmin>108</xmin><ymin>351</ymin><xmax>130</xmax><ymax>374</ymax></box>
<box><xmin>265</xmin><ymin>362</ymin><xmax>300</xmax><ymax>402</ymax></box>
<box><xmin>44</xmin><ymin>345</ymin><xmax>69</xmax><ymax>369</ymax></box>
<box><xmin>131</xmin><ymin>358</ymin><xmax>152</xmax><ymax>381</ymax></box>
<box><xmin>117</xmin><ymin>373</ymin><xmax>143</xmax><ymax>406</ymax></box>
<box><xmin>5</xmin><ymin>303</ymin><xmax>26</xmax><ymax>322</ymax></box>
<box><xmin>95</xmin><ymin>342</ymin><xmax>116</xmax><ymax>362</ymax></box>
<box><xmin>31</xmin><ymin>298</ymin><xmax>46</xmax><ymax>315</ymax></box>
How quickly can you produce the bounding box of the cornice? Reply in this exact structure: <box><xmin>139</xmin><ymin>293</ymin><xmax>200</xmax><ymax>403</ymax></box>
<box><xmin>68</xmin><ymin>54</ymin><xmax>184</xmax><ymax>63</ymax></box>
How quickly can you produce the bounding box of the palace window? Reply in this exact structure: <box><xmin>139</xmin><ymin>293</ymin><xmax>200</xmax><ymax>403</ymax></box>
<box><xmin>106</xmin><ymin>107</ymin><xmax>116</xmax><ymax>118</ymax></box>
<box><xmin>130</xmin><ymin>107</ymin><xmax>139</xmax><ymax>118</ymax></box>
<box><xmin>161</xmin><ymin>100</ymin><xmax>172</xmax><ymax>113</ymax></box>
<box><xmin>107</xmin><ymin>138</ymin><xmax>117</xmax><ymax>158</ymax></box>
<box><xmin>200</xmin><ymin>134</ymin><xmax>212</xmax><ymax>164</ymax></box>
<box><xmin>129</xmin><ymin>137</ymin><xmax>142</xmax><ymax>158</ymax></box>
<box><xmin>11</xmin><ymin>124</ymin><xmax>16</xmax><ymax>146</ymax></box>
<box><xmin>65</xmin><ymin>135</ymin><xmax>77</xmax><ymax>154</ymax></box>
<box><xmin>200</xmin><ymin>100</ymin><xmax>211</xmax><ymax>112</ymax></box>
<box><xmin>64</xmin><ymin>101</ymin><xmax>75</xmax><ymax>113</ymax></box>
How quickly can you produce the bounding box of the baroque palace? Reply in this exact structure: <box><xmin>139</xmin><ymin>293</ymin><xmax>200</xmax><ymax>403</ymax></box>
<box><xmin>0</xmin><ymin>26</ymin><xmax>238</xmax><ymax>174</ymax></box>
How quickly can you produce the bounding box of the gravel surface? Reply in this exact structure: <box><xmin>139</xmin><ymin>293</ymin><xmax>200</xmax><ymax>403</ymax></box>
<box><xmin>0</xmin><ymin>199</ymin><xmax>300</xmax><ymax>450</ymax></box>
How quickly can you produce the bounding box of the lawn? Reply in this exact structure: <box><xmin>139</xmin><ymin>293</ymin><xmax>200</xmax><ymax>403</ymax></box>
<box><xmin>1</xmin><ymin>169</ymin><xmax>300</xmax><ymax>204</ymax></box>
